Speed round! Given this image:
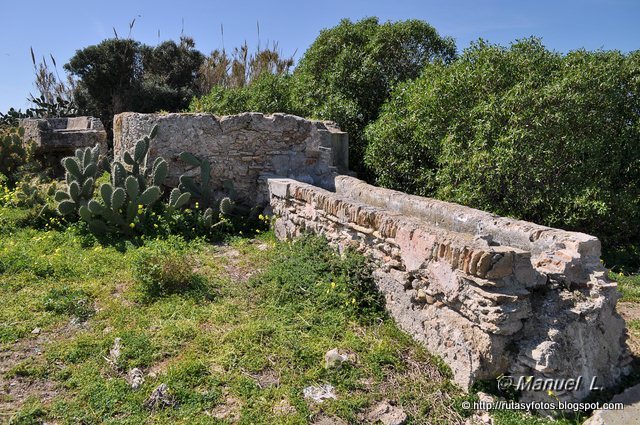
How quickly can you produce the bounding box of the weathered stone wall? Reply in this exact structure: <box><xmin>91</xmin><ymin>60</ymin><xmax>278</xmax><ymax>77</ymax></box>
<box><xmin>20</xmin><ymin>116</ymin><xmax>107</xmax><ymax>175</ymax></box>
<box><xmin>113</xmin><ymin>112</ymin><xmax>349</xmax><ymax>205</ymax></box>
<box><xmin>20</xmin><ymin>116</ymin><xmax>107</xmax><ymax>154</ymax></box>
<box><xmin>269</xmin><ymin>176</ymin><xmax>631</xmax><ymax>403</ymax></box>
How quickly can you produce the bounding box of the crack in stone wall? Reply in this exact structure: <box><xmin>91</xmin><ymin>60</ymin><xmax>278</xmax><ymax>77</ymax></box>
<box><xmin>269</xmin><ymin>176</ymin><xmax>632</xmax><ymax>403</ymax></box>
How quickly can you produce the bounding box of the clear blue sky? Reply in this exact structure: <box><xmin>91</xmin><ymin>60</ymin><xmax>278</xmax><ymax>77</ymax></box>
<box><xmin>1</xmin><ymin>0</ymin><xmax>638</xmax><ymax>113</ymax></box>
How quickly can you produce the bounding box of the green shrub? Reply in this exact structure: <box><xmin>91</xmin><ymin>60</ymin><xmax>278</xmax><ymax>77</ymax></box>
<box><xmin>365</xmin><ymin>38</ymin><xmax>640</xmax><ymax>252</ymax></box>
<box><xmin>191</xmin><ymin>17</ymin><xmax>456</xmax><ymax>176</ymax></box>
<box><xmin>255</xmin><ymin>234</ymin><xmax>384</xmax><ymax>321</ymax></box>
<box><xmin>190</xmin><ymin>73</ymin><xmax>292</xmax><ymax>115</ymax></box>
<box><xmin>0</xmin><ymin>127</ymin><xmax>32</xmax><ymax>184</ymax></box>
<box><xmin>290</xmin><ymin>17</ymin><xmax>456</xmax><ymax>175</ymax></box>
<box><xmin>132</xmin><ymin>237</ymin><xmax>200</xmax><ymax>299</ymax></box>
<box><xmin>43</xmin><ymin>288</ymin><xmax>94</xmax><ymax>321</ymax></box>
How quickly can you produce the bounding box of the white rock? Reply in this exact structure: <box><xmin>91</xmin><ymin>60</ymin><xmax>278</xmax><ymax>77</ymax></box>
<box><xmin>324</xmin><ymin>348</ymin><xmax>348</xmax><ymax>369</ymax></box>
<box><xmin>303</xmin><ymin>384</ymin><xmax>337</xmax><ymax>403</ymax></box>
<box><xmin>128</xmin><ymin>368</ymin><xmax>145</xmax><ymax>389</ymax></box>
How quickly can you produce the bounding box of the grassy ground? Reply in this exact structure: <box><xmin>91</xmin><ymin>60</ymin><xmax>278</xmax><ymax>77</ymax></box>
<box><xmin>0</xmin><ymin>204</ymin><xmax>637</xmax><ymax>424</ymax></box>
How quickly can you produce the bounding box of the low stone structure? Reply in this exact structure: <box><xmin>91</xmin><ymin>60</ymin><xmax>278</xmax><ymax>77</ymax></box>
<box><xmin>110</xmin><ymin>110</ymin><xmax>630</xmax><ymax>405</ymax></box>
<box><xmin>21</xmin><ymin>116</ymin><xmax>107</xmax><ymax>155</ymax></box>
<box><xmin>20</xmin><ymin>117</ymin><xmax>107</xmax><ymax>173</ymax></box>
<box><xmin>113</xmin><ymin>112</ymin><xmax>349</xmax><ymax>205</ymax></box>
<box><xmin>268</xmin><ymin>176</ymin><xmax>631</xmax><ymax>403</ymax></box>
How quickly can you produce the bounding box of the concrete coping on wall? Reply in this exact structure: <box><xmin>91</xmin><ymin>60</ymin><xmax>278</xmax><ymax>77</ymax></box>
<box><xmin>333</xmin><ymin>175</ymin><xmax>602</xmax><ymax>286</ymax></box>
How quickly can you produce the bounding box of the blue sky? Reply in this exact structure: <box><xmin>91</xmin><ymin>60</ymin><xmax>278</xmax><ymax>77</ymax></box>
<box><xmin>1</xmin><ymin>0</ymin><xmax>638</xmax><ymax>113</ymax></box>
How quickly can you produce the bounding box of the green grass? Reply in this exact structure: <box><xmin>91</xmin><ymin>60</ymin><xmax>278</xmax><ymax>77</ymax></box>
<box><xmin>0</xmin><ymin>205</ymin><xmax>469</xmax><ymax>424</ymax></box>
<box><xmin>610</xmin><ymin>271</ymin><xmax>640</xmax><ymax>302</ymax></box>
<box><xmin>0</xmin><ymin>203</ymin><xmax>619</xmax><ymax>424</ymax></box>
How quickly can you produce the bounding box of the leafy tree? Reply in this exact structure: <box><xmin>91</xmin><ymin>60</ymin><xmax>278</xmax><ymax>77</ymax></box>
<box><xmin>290</xmin><ymin>17</ymin><xmax>456</xmax><ymax>175</ymax></box>
<box><xmin>65</xmin><ymin>38</ymin><xmax>145</xmax><ymax>137</ymax></box>
<box><xmin>365</xmin><ymin>38</ymin><xmax>640</xmax><ymax>252</ymax></box>
<box><xmin>139</xmin><ymin>37</ymin><xmax>204</xmax><ymax>112</ymax></box>
<box><xmin>65</xmin><ymin>37</ymin><xmax>204</xmax><ymax>139</ymax></box>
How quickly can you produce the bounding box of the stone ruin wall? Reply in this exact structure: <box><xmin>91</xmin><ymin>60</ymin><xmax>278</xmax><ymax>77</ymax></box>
<box><xmin>20</xmin><ymin>116</ymin><xmax>107</xmax><ymax>154</ymax></box>
<box><xmin>113</xmin><ymin>112</ymin><xmax>349</xmax><ymax>205</ymax></box>
<box><xmin>111</xmin><ymin>112</ymin><xmax>631</xmax><ymax>404</ymax></box>
<box><xmin>269</xmin><ymin>176</ymin><xmax>632</xmax><ymax>403</ymax></box>
<box><xmin>20</xmin><ymin>116</ymin><xmax>108</xmax><ymax>174</ymax></box>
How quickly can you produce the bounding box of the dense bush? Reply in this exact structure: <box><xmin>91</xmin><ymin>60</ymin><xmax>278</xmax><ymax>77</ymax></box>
<box><xmin>289</xmin><ymin>17</ymin><xmax>456</xmax><ymax>175</ymax></box>
<box><xmin>190</xmin><ymin>73</ymin><xmax>292</xmax><ymax>116</ymax></box>
<box><xmin>365</xmin><ymin>38</ymin><xmax>640</xmax><ymax>250</ymax></box>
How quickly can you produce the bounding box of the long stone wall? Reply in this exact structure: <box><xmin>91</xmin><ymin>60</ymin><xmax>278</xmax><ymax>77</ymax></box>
<box><xmin>269</xmin><ymin>176</ymin><xmax>631</xmax><ymax>403</ymax></box>
<box><xmin>113</xmin><ymin>112</ymin><xmax>349</xmax><ymax>205</ymax></box>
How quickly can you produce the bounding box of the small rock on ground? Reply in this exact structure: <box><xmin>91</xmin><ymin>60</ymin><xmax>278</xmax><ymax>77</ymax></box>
<box><xmin>128</xmin><ymin>368</ymin><xmax>144</xmax><ymax>389</ymax></box>
<box><xmin>144</xmin><ymin>383</ymin><xmax>175</xmax><ymax>410</ymax></box>
<box><xmin>324</xmin><ymin>348</ymin><xmax>348</xmax><ymax>369</ymax></box>
<box><xmin>366</xmin><ymin>400</ymin><xmax>407</xmax><ymax>425</ymax></box>
<box><xmin>303</xmin><ymin>384</ymin><xmax>337</xmax><ymax>403</ymax></box>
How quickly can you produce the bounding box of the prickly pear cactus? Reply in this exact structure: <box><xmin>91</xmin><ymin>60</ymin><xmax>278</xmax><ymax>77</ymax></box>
<box><xmin>54</xmin><ymin>144</ymin><xmax>101</xmax><ymax>216</ymax></box>
<box><xmin>167</xmin><ymin>188</ymin><xmax>191</xmax><ymax>212</ymax></box>
<box><xmin>79</xmin><ymin>176</ymin><xmax>163</xmax><ymax>235</ymax></box>
<box><xmin>219</xmin><ymin>197</ymin><xmax>235</xmax><ymax>215</ymax></box>
<box><xmin>120</xmin><ymin>125</ymin><xmax>168</xmax><ymax>191</ymax></box>
<box><xmin>75</xmin><ymin>125</ymin><xmax>169</xmax><ymax>235</ymax></box>
<box><xmin>178</xmin><ymin>151</ymin><xmax>213</xmax><ymax>208</ymax></box>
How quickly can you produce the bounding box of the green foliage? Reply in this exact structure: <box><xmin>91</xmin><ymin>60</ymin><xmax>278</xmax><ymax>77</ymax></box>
<box><xmin>610</xmin><ymin>272</ymin><xmax>640</xmax><ymax>302</ymax></box>
<box><xmin>178</xmin><ymin>151</ymin><xmax>213</xmax><ymax>207</ymax></box>
<box><xmin>8</xmin><ymin>399</ymin><xmax>48</xmax><ymax>425</ymax></box>
<box><xmin>65</xmin><ymin>37</ymin><xmax>204</xmax><ymax>139</ymax></box>
<box><xmin>78</xmin><ymin>129</ymin><xmax>166</xmax><ymax>235</ymax></box>
<box><xmin>365</xmin><ymin>38</ymin><xmax>640</xmax><ymax>250</ymax></box>
<box><xmin>55</xmin><ymin>144</ymin><xmax>101</xmax><ymax>217</ymax></box>
<box><xmin>0</xmin><ymin>108</ymin><xmax>35</xmax><ymax>127</ymax></box>
<box><xmin>178</xmin><ymin>151</ymin><xmax>236</xmax><ymax>226</ymax></box>
<box><xmin>65</xmin><ymin>39</ymin><xmax>144</xmax><ymax>135</ymax></box>
<box><xmin>139</xmin><ymin>37</ymin><xmax>205</xmax><ymax>113</ymax></box>
<box><xmin>256</xmin><ymin>234</ymin><xmax>385</xmax><ymax>321</ymax></box>
<box><xmin>1</xmin><ymin>174</ymin><xmax>63</xmax><ymax>231</ymax></box>
<box><xmin>43</xmin><ymin>288</ymin><xmax>94</xmax><ymax>321</ymax></box>
<box><xmin>28</xmin><ymin>94</ymin><xmax>77</xmax><ymax>118</ymax></box>
<box><xmin>191</xmin><ymin>18</ymin><xmax>456</xmax><ymax>176</ymax></box>
<box><xmin>132</xmin><ymin>237</ymin><xmax>202</xmax><ymax>299</ymax></box>
<box><xmin>190</xmin><ymin>73</ymin><xmax>293</xmax><ymax>115</ymax></box>
<box><xmin>0</xmin><ymin>127</ymin><xmax>32</xmax><ymax>184</ymax></box>
<box><xmin>290</xmin><ymin>17</ymin><xmax>456</xmax><ymax>175</ymax></box>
